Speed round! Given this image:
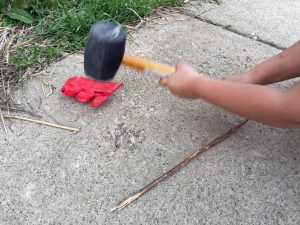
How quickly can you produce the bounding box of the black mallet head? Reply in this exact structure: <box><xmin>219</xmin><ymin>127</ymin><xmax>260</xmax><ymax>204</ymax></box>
<box><xmin>84</xmin><ymin>21</ymin><xmax>127</xmax><ymax>80</ymax></box>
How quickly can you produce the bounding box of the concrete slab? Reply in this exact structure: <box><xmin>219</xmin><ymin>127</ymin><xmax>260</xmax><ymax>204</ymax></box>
<box><xmin>185</xmin><ymin>0</ymin><xmax>300</xmax><ymax>49</ymax></box>
<box><xmin>1</xmin><ymin>13</ymin><xmax>300</xmax><ymax>225</ymax></box>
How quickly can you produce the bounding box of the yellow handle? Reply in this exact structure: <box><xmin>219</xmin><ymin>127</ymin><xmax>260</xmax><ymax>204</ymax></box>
<box><xmin>122</xmin><ymin>54</ymin><xmax>175</xmax><ymax>75</ymax></box>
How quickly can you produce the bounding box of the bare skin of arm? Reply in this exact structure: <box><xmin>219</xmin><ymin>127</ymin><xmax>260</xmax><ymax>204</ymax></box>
<box><xmin>159</xmin><ymin>41</ymin><xmax>300</xmax><ymax>128</ymax></box>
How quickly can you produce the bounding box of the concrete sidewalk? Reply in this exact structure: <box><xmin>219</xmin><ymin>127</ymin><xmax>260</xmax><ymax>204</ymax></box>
<box><xmin>1</xmin><ymin>1</ymin><xmax>300</xmax><ymax>225</ymax></box>
<box><xmin>184</xmin><ymin>0</ymin><xmax>300</xmax><ymax>49</ymax></box>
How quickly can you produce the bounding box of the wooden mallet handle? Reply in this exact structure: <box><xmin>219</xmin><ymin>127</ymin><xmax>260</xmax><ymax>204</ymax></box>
<box><xmin>122</xmin><ymin>54</ymin><xmax>175</xmax><ymax>76</ymax></box>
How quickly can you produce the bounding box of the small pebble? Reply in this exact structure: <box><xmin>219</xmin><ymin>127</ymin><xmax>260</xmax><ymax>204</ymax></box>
<box><xmin>108</xmin><ymin>152</ymin><xmax>115</xmax><ymax>157</ymax></box>
<box><xmin>130</xmin><ymin>136</ymin><xmax>136</xmax><ymax>145</ymax></box>
<box><xmin>110</xmin><ymin>129</ymin><xmax>116</xmax><ymax>140</ymax></box>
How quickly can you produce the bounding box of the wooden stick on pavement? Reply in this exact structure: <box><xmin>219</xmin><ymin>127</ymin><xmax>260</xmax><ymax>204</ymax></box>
<box><xmin>111</xmin><ymin>119</ymin><xmax>248</xmax><ymax>212</ymax></box>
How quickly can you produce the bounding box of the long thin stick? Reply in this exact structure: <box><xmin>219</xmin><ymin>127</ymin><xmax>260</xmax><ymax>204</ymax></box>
<box><xmin>111</xmin><ymin>119</ymin><xmax>248</xmax><ymax>211</ymax></box>
<box><xmin>0</xmin><ymin>108</ymin><xmax>8</xmax><ymax>136</ymax></box>
<box><xmin>3</xmin><ymin>115</ymin><xmax>79</xmax><ymax>133</ymax></box>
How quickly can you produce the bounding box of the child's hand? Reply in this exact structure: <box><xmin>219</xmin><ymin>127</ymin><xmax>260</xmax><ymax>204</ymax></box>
<box><xmin>159</xmin><ymin>64</ymin><xmax>201</xmax><ymax>99</ymax></box>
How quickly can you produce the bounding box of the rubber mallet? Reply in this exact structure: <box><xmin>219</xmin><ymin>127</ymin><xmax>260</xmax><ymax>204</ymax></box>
<box><xmin>84</xmin><ymin>21</ymin><xmax>175</xmax><ymax>80</ymax></box>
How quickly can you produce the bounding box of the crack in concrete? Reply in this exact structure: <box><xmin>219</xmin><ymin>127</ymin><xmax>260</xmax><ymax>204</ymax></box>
<box><xmin>182</xmin><ymin>10</ymin><xmax>286</xmax><ymax>51</ymax></box>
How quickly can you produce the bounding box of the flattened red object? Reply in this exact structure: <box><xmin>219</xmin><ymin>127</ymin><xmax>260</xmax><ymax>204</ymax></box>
<box><xmin>61</xmin><ymin>76</ymin><xmax>123</xmax><ymax>107</ymax></box>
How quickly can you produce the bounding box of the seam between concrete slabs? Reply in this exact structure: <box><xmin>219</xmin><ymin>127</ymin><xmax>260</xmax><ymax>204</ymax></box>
<box><xmin>181</xmin><ymin>10</ymin><xmax>286</xmax><ymax>51</ymax></box>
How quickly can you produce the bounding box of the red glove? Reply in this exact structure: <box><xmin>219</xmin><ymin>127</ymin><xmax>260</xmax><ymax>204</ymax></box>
<box><xmin>61</xmin><ymin>76</ymin><xmax>123</xmax><ymax>107</ymax></box>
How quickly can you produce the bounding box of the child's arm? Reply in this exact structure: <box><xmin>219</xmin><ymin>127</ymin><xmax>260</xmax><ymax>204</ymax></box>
<box><xmin>226</xmin><ymin>41</ymin><xmax>300</xmax><ymax>84</ymax></box>
<box><xmin>160</xmin><ymin>64</ymin><xmax>300</xmax><ymax>128</ymax></box>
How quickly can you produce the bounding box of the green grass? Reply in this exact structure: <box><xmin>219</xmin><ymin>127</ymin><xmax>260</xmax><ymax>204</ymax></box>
<box><xmin>1</xmin><ymin>0</ymin><xmax>184</xmax><ymax>69</ymax></box>
<box><xmin>11</xmin><ymin>45</ymin><xmax>61</xmax><ymax>68</ymax></box>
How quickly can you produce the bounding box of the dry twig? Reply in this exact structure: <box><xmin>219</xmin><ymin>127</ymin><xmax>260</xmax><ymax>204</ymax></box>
<box><xmin>41</xmin><ymin>83</ymin><xmax>53</xmax><ymax>98</ymax></box>
<box><xmin>125</xmin><ymin>8</ymin><xmax>145</xmax><ymax>30</ymax></box>
<box><xmin>0</xmin><ymin>27</ymin><xmax>26</xmax><ymax>112</ymax></box>
<box><xmin>3</xmin><ymin>115</ymin><xmax>80</xmax><ymax>133</ymax></box>
<box><xmin>0</xmin><ymin>108</ymin><xmax>8</xmax><ymax>136</ymax></box>
<box><xmin>111</xmin><ymin>119</ymin><xmax>248</xmax><ymax>211</ymax></box>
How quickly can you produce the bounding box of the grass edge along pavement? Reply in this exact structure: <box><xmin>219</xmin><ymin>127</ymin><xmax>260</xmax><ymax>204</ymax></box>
<box><xmin>0</xmin><ymin>0</ymin><xmax>189</xmax><ymax>113</ymax></box>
